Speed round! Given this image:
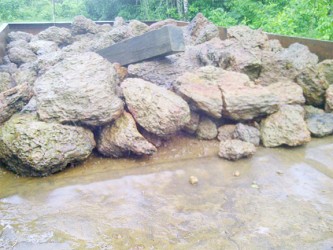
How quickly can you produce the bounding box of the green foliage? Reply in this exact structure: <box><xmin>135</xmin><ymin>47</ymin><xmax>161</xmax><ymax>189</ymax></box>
<box><xmin>0</xmin><ymin>0</ymin><xmax>331</xmax><ymax>40</ymax></box>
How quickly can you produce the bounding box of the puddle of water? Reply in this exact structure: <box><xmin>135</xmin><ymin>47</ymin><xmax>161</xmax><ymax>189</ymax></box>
<box><xmin>0</xmin><ymin>135</ymin><xmax>333</xmax><ymax>249</ymax></box>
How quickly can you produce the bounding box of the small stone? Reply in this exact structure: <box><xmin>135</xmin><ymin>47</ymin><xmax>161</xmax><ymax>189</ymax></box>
<box><xmin>233</xmin><ymin>171</ymin><xmax>240</xmax><ymax>177</ymax></box>
<box><xmin>189</xmin><ymin>176</ymin><xmax>199</xmax><ymax>185</ymax></box>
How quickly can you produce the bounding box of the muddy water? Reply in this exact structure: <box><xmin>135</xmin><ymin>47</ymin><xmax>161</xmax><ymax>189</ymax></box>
<box><xmin>0</xmin><ymin>135</ymin><xmax>333</xmax><ymax>249</ymax></box>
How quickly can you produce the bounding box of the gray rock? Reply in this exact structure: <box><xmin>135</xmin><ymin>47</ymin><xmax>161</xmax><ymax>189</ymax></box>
<box><xmin>196</xmin><ymin>116</ymin><xmax>218</xmax><ymax>140</ymax></box>
<box><xmin>38</xmin><ymin>26</ymin><xmax>72</xmax><ymax>46</ymax></box>
<box><xmin>233</xmin><ymin>123</ymin><xmax>260</xmax><ymax>146</ymax></box>
<box><xmin>175</xmin><ymin>66</ymin><xmax>224</xmax><ymax>118</ymax></box>
<box><xmin>304</xmin><ymin>105</ymin><xmax>325</xmax><ymax>119</ymax></box>
<box><xmin>108</xmin><ymin>25</ymin><xmax>132</xmax><ymax>43</ymax></box>
<box><xmin>222</xmin><ymin>84</ymin><xmax>279</xmax><ymax>121</ymax></box>
<box><xmin>7</xmin><ymin>31</ymin><xmax>32</xmax><ymax>42</ymax></box>
<box><xmin>97</xmin><ymin>111</ymin><xmax>157</xmax><ymax>157</ymax></box>
<box><xmin>267</xmin><ymin>80</ymin><xmax>305</xmax><ymax>105</ymax></box>
<box><xmin>114</xmin><ymin>17</ymin><xmax>126</xmax><ymax>28</ymax></box>
<box><xmin>0</xmin><ymin>114</ymin><xmax>95</xmax><ymax>176</ymax></box>
<box><xmin>121</xmin><ymin>78</ymin><xmax>190</xmax><ymax>137</ymax></box>
<box><xmin>217</xmin><ymin>124</ymin><xmax>236</xmax><ymax>141</ymax></box>
<box><xmin>34</xmin><ymin>52</ymin><xmax>124</xmax><ymax>126</ymax></box>
<box><xmin>296</xmin><ymin>66</ymin><xmax>329</xmax><ymax>107</ymax></box>
<box><xmin>29</xmin><ymin>40</ymin><xmax>58</xmax><ymax>55</ymax></box>
<box><xmin>260</xmin><ymin>105</ymin><xmax>311</xmax><ymax>147</ymax></box>
<box><xmin>317</xmin><ymin>59</ymin><xmax>333</xmax><ymax>84</ymax></box>
<box><xmin>0</xmin><ymin>83</ymin><xmax>33</xmax><ymax>124</ymax></box>
<box><xmin>128</xmin><ymin>20</ymin><xmax>149</xmax><ymax>36</ymax></box>
<box><xmin>218</xmin><ymin>139</ymin><xmax>256</xmax><ymax>160</ymax></box>
<box><xmin>0</xmin><ymin>63</ymin><xmax>18</xmax><ymax>74</ymax></box>
<box><xmin>128</xmin><ymin>46</ymin><xmax>201</xmax><ymax>88</ymax></box>
<box><xmin>6</xmin><ymin>39</ymin><xmax>30</xmax><ymax>50</ymax></box>
<box><xmin>0</xmin><ymin>72</ymin><xmax>13</xmax><ymax>92</ymax></box>
<box><xmin>8</xmin><ymin>47</ymin><xmax>37</xmax><ymax>66</ymax></box>
<box><xmin>36</xmin><ymin>50</ymin><xmax>65</xmax><ymax>74</ymax></box>
<box><xmin>183</xmin><ymin>111</ymin><xmax>200</xmax><ymax>134</ymax></box>
<box><xmin>12</xmin><ymin>67</ymin><xmax>37</xmax><ymax>86</ymax></box>
<box><xmin>185</xmin><ymin>13</ymin><xmax>219</xmax><ymax>45</ymax></box>
<box><xmin>71</xmin><ymin>15</ymin><xmax>98</xmax><ymax>35</ymax></box>
<box><xmin>325</xmin><ymin>85</ymin><xmax>333</xmax><ymax>112</ymax></box>
<box><xmin>227</xmin><ymin>25</ymin><xmax>268</xmax><ymax>49</ymax></box>
<box><xmin>306</xmin><ymin>113</ymin><xmax>333</xmax><ymax>137</ymax></box>
<box><xmin>21</xmin><ymin>97</ymin><xmax>37</xmax><ymax>113</ymax></box>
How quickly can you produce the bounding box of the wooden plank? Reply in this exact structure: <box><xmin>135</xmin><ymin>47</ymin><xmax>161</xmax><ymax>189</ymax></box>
<box><xmin>97</xmin><ymin>25</ymin><xmax>185</xmax><ymax>66</ymax></box>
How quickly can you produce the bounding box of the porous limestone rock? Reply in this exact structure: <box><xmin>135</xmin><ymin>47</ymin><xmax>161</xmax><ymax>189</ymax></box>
<box><xmin>233</xmin><ymin>123</ymin><xmax>260</xmax><ymax>146</ymax></box>
<box><xmin>196</xmin><ymin>116</ymin><xmax>218</xmax><ymax>140</ymax></box>
<box><xmin>260</xmin><ymin>105</ymin><xmax>311</xmax><ymax>147</ymax></box>
<box><xmin>148</xmin><ymin>19</ymin><xmax>178</xmax><ymax>31</ymax></box>
<box><xmin>219</xmin><ymin>139</ymin><xmax>256</xmax><ymax>160</ymax></box>
<box><xmin>304</xmin><ymin>105</ymin><xmax>325</xmax><ymax>118</ymax></box>
<box><xmin>38</xmin><ymin>26</ymin><xmax>72</xmax><ymax>46</ymax></box>
<box><xmin>267</xmin><ymin>81</ymin><xmax>305</xmax><ymax>105</ymax></box>
<box><xmin>217</xmin><ymin>124</ymin><xmax>236</xmax><ymax>141</ymax></box>
<box><xmin>6</xmin><ymin>39</ymin><xmax>30</xmax><ymax>50</ymax></box>
<box><xmin>34</xmin><ymin>52</ymin><xmax>124</xmax><ymax>126</ymax></box>
<box><xmin>8</xmin><ymin>47</ymin><xmax>37</xmax><ymax>66</ymax></box>
<box><xmin>183</xmin><ymin>111</ymin><xmax>200</xmax><ymax>134</ymax></box>
<box><xmin>0</xmin><ymin>83</ymin><xmax>32</xmax><ymax>124</ymax></box>
<box><xmin>227</xmin><ymin>25</ymin><xmax>268</xmax><ymax>49</ymax></box>
<box><xmin>325</xmin><ymin>85</ymin><xmax>333</xmax><ymax>112</ymax></box>
<box><xmin>0</xmin><ymin>72</ymin><xmax>13</xmax><ymax>93</ymax></box>
<box><xmin>306</xmin><ymin>113</ymin><xmax>333</xmax><ymax>137</ymax></box>
<box><xmin>29</xmin><ymin>40</ymin><xmax>58</xmax><ymax>55</ymax></box>
<box><xmin>128</xmin><ymin>20</ymin><xmax>149</xmax><ymax>36</ymax></box>
<box><xmin>121</xmin><ymin>78</ymin><xmax>190</xmax><ymax>137</ymax></box>
<box><xmin>71</xmin><ymin>15</ymin><xmax>98</xmax><ymax>35</ymax></box>
<box><xmin>185</xmin><ymin>13</ymin><xmax>220</xmax><ymax>45</ymax></box>
<box><xmin>97</xmin><ymin>111</ymin><xmax>157</xmax><ymax>157</ymax></box>
<box><xmin>7</xmin><ymin>31</ymin><xmax>32</xmax><ymax>43</ymax></box>
<box><xmin>316</xmin><ymin>59</ymin><xmax>333</xmax><ymax>85</ymax></box>
<box><xmin>0</xmin><ymin>114</ymin><xmax>95</xmax><ymax>176</ymax></box>
<box><xmin>296</xmin><ymin>66</ymin><xmax>329</xmax><ymax>107</ymax></box>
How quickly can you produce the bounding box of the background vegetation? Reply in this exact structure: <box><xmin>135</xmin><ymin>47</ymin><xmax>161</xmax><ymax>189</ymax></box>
<box><xmin>0</xmin><ymin>0</ymin><xmax>332</xmax><ymax>40</ymax></box>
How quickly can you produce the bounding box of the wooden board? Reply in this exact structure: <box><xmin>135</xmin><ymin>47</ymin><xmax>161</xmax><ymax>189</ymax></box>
<box><xmin>97</xmin><ymin>25</ymin><xmax>185</xmax><ymax>66</ymax></box>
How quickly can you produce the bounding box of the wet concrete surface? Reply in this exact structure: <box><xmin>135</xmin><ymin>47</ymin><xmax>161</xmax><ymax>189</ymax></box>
<box><xmin>0</xmin><ymin>135</ymin><xmax>333</xmax><ymax>249</ymax></box>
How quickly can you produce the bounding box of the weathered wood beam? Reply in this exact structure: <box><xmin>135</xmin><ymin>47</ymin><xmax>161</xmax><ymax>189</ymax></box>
<box><xmin>97</xmin><ymin>25</ymin><xmax>185</xmax><ymax>66</ymax></box>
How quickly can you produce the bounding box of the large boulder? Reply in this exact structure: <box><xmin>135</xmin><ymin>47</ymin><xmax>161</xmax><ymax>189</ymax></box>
<box><xmin>34</xmin><ymin>52</ymin><xmax>124</xmax><ymax>126</ymax></box>
<box><xmin>260</xmin><ymin>105</ymin><xmax>311</xmax><ymax>147</ymax></box>
<box><xmin>71</xmin><ymin>15</ymin><xmax>98</xmax><ymax>35</ymax></box>
<box><xmin>233</xmin><ymin>123</ymin><xmax>260</xmax><ymax>146</ymax></box>
<box><xmin>36</xmin><ymin>51</ymin><xmax>65</xmax><ymax>75</ymax></box>
<box><xmin>0</xmin><ymin>114</ymin><xmax>95</xmax><ymax>176</ymax></box>
<box><xmin>37</xmin><ymin>26</ymin><xmax>72</xmax><ymax>46</ymax></box>
<box><xmin>185</xmin><ymin>13</ymin><xmax>220</xmax><ymax>45</ymax></box>
<box><xmin>222</xmin><ymin>84</ymin><xmax>279</xmax><ymax>121</ymax></box>
<box><xmin>121</xmin><ymin>78</ymin><xmax>190</xmax><ymax>137</ymax></box>
<box><xmin>29</xmin><ymin>40</ymin><xmax>58</xmax><ymax>55</ymax></box>
<box><xmin>317</xmin><ymin>59</ymin><xmax>333</xmax><ymax>84</ymax></box>
<box><xmin>6</xmin><ymin>39</ymin><xmax>30</xmax><ymax>50</ymax></box>
<box><xmin>0</xmin><ymin>83</ymin><xmax>32</xmax><ymax>124</ymax></box>
<box><xmin>267</xmin><ymin>81</ymin><xmax>305</xmax><ymax>105</ymax></box>
<box><xmin>227</xmin><ymin>25</ymin><xmax>268</xmax><ymax>49</ymax></box>
<box><xmin>296</xmin><ymin>66</ymin><xmax>329</xmax><ymax>107</ymax></box>
<box><xmin>175</xmin><ymin>66</ymin><xmax>224</xmax><ymax>118</ymax></box>
<box><xmin>306</xmin><ymin>113</ymin><xmax>333</xmax><ymax>137</ymax></box>
<box><xmin>8</xmin><ymin>47</ymin><xmax>37</xmax><ymax>66</ymax></box>
<box><xmin>128</xmin><ymin>20</ymin><xmax>149</xmax><ymax>36</ymax></box>
<box><xmin>218</xmin><ymin>139</ymin><xmax>256</xmax><ymax>161</ymax></box>
<box><xmin>325</xmin><ymin>85</ymin><xmax>333</xmax><ymax>112</ymax></box>
<box><xmin>97</xmin><ymin>111</ymin><xmax>157</xmax><ymax>157</ymax></box>
<box><xmin>7</xmin><ymin>31</ymin><xmax>32</xmax><ymax>42</ymax></box>
<box><xmin>0</xmin><ymin>72</ymin><xmax>13</xmax><ymax>93</ymax></box>
<box><xmin>196</xmin><ymin>116</ymin><xmax>218</xmax><ymax>140</ymax></box>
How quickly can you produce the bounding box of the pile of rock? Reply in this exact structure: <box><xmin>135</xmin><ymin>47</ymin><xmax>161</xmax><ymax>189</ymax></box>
<box><xmin>0</xmin><ymin>14</ymin><xmax>332</xmax><ymax>176</ymax></box>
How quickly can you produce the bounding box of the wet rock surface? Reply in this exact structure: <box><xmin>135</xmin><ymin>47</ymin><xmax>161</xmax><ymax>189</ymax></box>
<box><xmin>121</xmin><ymin>78</ymin><xmax>190</xmax><ymax>137</ymax></box>
<box><xmin>97</xmin><ymin>111</ymin><xmax>157</xmax><ymax>157</ymax></box>
<box><xmin>219</xmin><ymin>139</ymin><xmax>256</xmax><ymax>160</ymax></box>
<box><xmin>34</xmin><ymin>52</ymin><xmax>124</xmax><ymax>126</ymax></box>
<box><xmin>261</xmin><ymin>105</ymin><xmax>311</xmax><ymax>147</ymax></box>
<box><xmin>306</xmin><ymin>113</ymin><xmax>333</xmax><ymax>137</ymax></box>
<box><xmin>0</xmin><ymin>114</ymin><xmax>95</xmax><ymax>176</ymax></box>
